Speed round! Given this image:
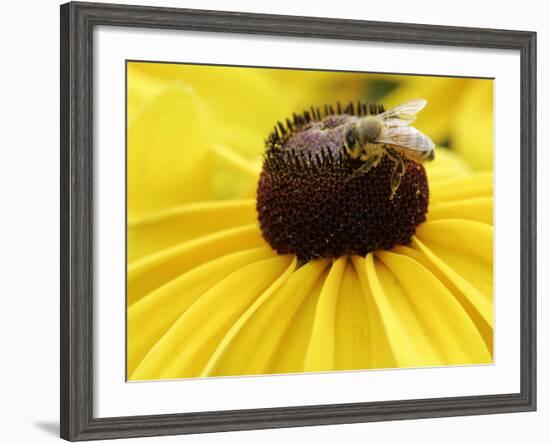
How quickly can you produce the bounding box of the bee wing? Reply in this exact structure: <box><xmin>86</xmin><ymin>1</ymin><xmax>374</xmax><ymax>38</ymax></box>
<box><xmin>378</xmin><ymin>99</ymin><xmax>427</xmax><ymax>127</ymax></box>
<box><xmin>376</xmin><ymin>125</ymin><xmax>435</xmax><ymax>152</ymax></box>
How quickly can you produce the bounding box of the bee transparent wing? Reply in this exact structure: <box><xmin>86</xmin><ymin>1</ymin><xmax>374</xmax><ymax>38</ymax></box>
<box><xmin>378</xmin><ymin>99</ymin><xmax>427</xmax><ymax>127</ymax></box>
<box><xmin>376</xmin><ymin>125</ymin><xmax>435</xmax><ymax>152</ymax></box>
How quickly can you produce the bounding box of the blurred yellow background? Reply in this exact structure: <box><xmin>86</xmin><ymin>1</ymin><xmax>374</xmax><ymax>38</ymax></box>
<box><xmin>127</xmin><ymin>62</ymin><xmax>493</xmax><ymax>221</ymax></box>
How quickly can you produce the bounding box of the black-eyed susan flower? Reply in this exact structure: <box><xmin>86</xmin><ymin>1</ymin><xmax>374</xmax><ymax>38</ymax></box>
<box><xmin>127</xmin><ymin>63</ymin><xmax>493</xmax><ymax>380</ymax></box>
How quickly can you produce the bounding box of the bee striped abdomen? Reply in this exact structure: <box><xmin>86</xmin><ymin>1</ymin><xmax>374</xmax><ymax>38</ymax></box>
<box><xmin>422</xmin><ymin>150</ymin><xmax>435</xmax><ymax>161</ymax></box>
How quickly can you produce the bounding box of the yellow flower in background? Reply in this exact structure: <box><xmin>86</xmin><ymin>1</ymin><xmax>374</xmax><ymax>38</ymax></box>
<box><xmin>127</xmin><ymin>63</ymin><xmax>369</xmax><ymax>217</ymax></box>
<box><xmin>127</xmin><ymin>62</ymin><xmax>494</xmax><ymax>380</ymax></box>
<box><xmin>378</xmin><ymin>74</ymin><xmax>494</xmax><ymax>170</ymax></box>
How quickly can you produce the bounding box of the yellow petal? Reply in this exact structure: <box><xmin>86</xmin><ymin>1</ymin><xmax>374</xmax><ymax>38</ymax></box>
<box><xmin>364</xmin><ymin>254</ymin><xmax>442</xmax><ymax>367</ymax></box>
<box><xmin>129</xmin><ymin>62</ymin><xmax>288</xmax><ymax>159</ymax></box>
<box><xmin>127</xmin><ymin>63</ymin><xmax>170</xmax><ymax>125</ymax></box>
<box><xmin>127</xmin><ymin>247</ymin><xmax>275</xmax><ymax>376</ymax></box>
<box><xmin>268</xmin><ymin>270</ymin><xmax>327</xmax><ymax>374</ymax></box>
<box><xmin>128</xmin><ymin>84</ymin><xmax>211</xmax><ymax>219</ymax></box>
<box><xmin>131</xmin><ymin>255</ymin><xmax>294</xmax><ymax>380</ymax></box>
<box><xmin>401</xmin><ymin>241</ymin><xmax>492</xmax><ymax>353</ymax></box>
<box><xmin>430</xmin><ymin>171</ymin><xmax>493</xmax><ymax>204</ymax></box>
<box><xmin>303</xmin><ymin>257</ymin><xmax>347</xmax><ymax>372</ymax></box>
<box><xmin>209</xmin><ymin>144</ymin><xmax>260</xmax><ymax>200</ymax></box>
<box><xmin>127</xmin><ymin>224</ymin><xmax>265</xmax><ymax>305</ymax></box>
<box><xmin>376</xmin><ymin>250</ymin><xmax>492</xmax><ymax>364</ymax></box>
<box><xmin>425</xmin><ymin>148</ymin><xmax>471</xmax><ymax>184</ymax></box>
<box><xmin>451</xmin><ymin>80</ymin><xmax>494</xmax><ymax>170</ymax></box>
<box><xmin>428</xmin><ymin>196</ymin><xmax>493</xmax><ymax>225</ymax></box>
<box><xmin>412</xmin><ymin>220</ymin><xmax>493</xmax><ymax>351</ymax></box>
<box><xmin>128</xmin><ymin>199</ymin><xmax>257</xmax><ymax>262</ymax></box>
<box><xmin>202</xmin><ymin>258</ymin><xmax>330</xmax><ymax>377</ymax></box>
<box><xmin>334</xmin><ymin>261</ymin><xmax>371</xmax><ymax>370</ymax></box>
<box><xmin>415</xmin><ymin>220</ymin><xmax>493</xmax><ymax>298</ymax></box>
<box><xmin>351</xmin><ymin>256</ymin><xmax>395</xmax><ymax>368</ymax></box>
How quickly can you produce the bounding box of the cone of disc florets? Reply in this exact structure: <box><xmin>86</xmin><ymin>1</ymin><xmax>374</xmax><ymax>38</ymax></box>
<box><xmin>256</xmin><ymin>101</ymin><xmax>429</xmax><ymax>262</ymax></box>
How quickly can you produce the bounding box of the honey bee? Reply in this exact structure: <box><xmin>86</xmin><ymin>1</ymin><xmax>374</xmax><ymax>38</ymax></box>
<box><xmin>343</xmin><ymin>99</ymin><xmax>435</xmax><ymax>198</ymax></box>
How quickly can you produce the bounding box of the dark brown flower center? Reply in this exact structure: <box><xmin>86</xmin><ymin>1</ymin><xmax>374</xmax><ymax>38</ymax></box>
<box><xmin>256</xmin><ymin>102</ymin><xmax>429</xmax><ymax>262</ymax></box>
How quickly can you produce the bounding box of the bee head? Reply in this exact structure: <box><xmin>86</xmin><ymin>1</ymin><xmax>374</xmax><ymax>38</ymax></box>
<box><xmin>344</xmin><ymin>127</ymin><xmax>361</xmax><ymax>159</ymax></box>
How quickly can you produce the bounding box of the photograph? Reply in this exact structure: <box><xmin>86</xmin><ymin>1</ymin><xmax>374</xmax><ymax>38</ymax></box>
<box><xmin>126</xmin><ymin>61</ymin><xmax>494</xmax><ymax>381</ymax></box>
<box><xmin>0</xmin><ymin>0</ymin><xmax>542</xmax><ymax>441</ymax></box>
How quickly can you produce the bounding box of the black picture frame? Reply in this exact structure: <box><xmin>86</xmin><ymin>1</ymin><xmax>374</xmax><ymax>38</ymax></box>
<box><xmin>60</xmin><ymin>1</ymin><xmax>537</xmax><ymax>441</ymax></box>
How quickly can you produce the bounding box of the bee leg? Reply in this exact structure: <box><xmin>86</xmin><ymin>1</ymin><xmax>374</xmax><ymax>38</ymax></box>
<box><xmin>387</xmin><ymin>153</ymin><xmax>406</xmax><ymax>199</ymax></box>
<box><xmin>346</xmin><ymin>154</ymin><xmax>381</xmax><ymax>181</ymax></box>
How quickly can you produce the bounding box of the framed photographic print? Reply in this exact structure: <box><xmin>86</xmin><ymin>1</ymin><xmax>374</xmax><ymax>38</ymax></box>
<box><xmin>60</xmin><ymin>1</ymin><xmax>537</xmax><ymax>441</ymax></box>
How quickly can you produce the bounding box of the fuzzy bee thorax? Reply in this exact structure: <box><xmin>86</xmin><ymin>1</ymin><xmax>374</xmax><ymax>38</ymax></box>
<box><xmin>356</xmin><ymin>116</ymin><xmax>384</xmax><ymax>144</ymax></box>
